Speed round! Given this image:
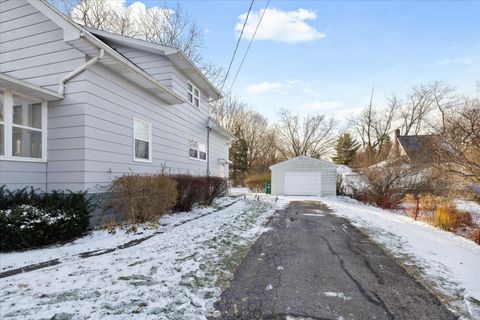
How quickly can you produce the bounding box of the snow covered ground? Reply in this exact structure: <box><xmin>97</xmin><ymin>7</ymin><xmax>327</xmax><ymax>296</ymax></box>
<box><xmin>2</xmin><ymin>191</ymin><xmax>478</xmax><ymax>319</ymax></box>
<box><xmin>0</xmin><ymin>196</ymin><xmax>284</xmax><ymax>320</ymax></box>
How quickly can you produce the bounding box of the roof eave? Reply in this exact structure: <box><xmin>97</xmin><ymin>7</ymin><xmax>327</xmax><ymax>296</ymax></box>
<box><xmin>30</xmin><ymin>1</ymin><xmax>185</xmax><ymax>105</ymax></box>
<box><xmin>0</xmin><ymin>73</ymin><xmax>64</xmax><ymax>101</ymax></box>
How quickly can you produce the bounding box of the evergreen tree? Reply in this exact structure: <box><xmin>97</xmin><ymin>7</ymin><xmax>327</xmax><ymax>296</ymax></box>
<box><xmin>229</xmin><ymin>125</ymin><xmax>249</xmax><ymax>186</ymax></box>
<box><xmin>332</xmin><ymin>133</ymin><xmax>360</xmax><ymax>165</ymax></box>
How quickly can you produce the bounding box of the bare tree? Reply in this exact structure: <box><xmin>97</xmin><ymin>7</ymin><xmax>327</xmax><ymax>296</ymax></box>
<box><xmin>277</xmin><ymin>110</ymin><xmax>337</xmax><ymax>159</ymax></box>
<box><xmin>211</xmin><ymin>95</ymin><xmax>278</xmax><ymax>174</ymax></box>
<box><xmin>434</xmin><ymin>96</ymin><xmax>480</xmax><ymax>185</ymax></box>
<box><xmin>359</xmin><ymin>159</ymin><xmax>435</xmax><ymax>208</ymax></box>
<box><xmin>211</xmin><ymin>94</ymin><xmax>247</xmax><ymax>132</ymax></box>
<box><xmin>349</xmin><ymin>88</ymin><xmax>396</xmax><ymax>164</ymax></box>
<box><xmin>399</xmin><ymin>82</ymin><xmax>455</xmax><ymax>135</ymax></box>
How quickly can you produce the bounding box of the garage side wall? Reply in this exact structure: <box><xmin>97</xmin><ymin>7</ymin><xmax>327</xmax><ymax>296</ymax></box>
<box><xmin>271</xmin><ymin>168</ymin><xmax>285</xmax><ymax>196</ymax></box>
<box><xmin>321</xmin><ymin>168</ymin><xmax>336</xmax><ymax>196</ymax></box>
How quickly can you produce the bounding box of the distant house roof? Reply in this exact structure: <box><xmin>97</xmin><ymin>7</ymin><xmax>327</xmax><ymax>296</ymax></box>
<box><xmin>396</xmin><ymin>135</ymin><xmax>444</xmax><ymax>165</ymax></box>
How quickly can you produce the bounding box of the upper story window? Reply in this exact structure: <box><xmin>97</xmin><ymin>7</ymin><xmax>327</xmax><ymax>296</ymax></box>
<box><xmin>189</xmin><ymin>140</ymin><xmax>206</xmax><ymax>161</ymax></box>
<box><xmin>0</xmin><ymin>89</ymin><xmax>46</xmax><ymax>161</ymax></box>
<box><xmin>187</xmin><ymin>82</ymin><xmax>200</xmax><ymax>108</ymax></box>
<box><xmin>133</xmin><ymin>117</ymin><xmax>152</xmax><ymax>162</ymax></box>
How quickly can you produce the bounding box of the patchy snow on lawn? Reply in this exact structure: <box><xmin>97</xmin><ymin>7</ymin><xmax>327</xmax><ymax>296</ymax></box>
<box><xmin>319</xmin><ymin>196</ymin><xmax>480</xmax><ymax>319</ymax></box>
<box><xmin>0</xmin><ymin>197</ymin><xmax>284</xmax><ymax>320</ymax></box>
<box><xmin>455</xmin><ymin>199</ymin><xmax>480</xmax><ymax>224</ymax></box>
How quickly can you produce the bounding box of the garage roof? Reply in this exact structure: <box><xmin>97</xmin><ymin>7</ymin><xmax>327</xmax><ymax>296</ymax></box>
<box><xmin>269</xmin><ymin>156</ymin><xmax>337</xmax><ymax>169</ymax></box>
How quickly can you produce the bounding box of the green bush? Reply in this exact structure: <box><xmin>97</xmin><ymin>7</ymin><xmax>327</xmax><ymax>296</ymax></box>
<box><xmin>0</xmin><ymin>186</ymin><xmax>94</xmax><ymax>252</ymax></box>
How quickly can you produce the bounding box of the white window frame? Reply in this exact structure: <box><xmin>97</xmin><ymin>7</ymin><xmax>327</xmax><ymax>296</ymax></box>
<box><xmin>187</xmin><ymin>82</ymin><xmax>200</xmax><ymax>108</ymax></box>
<box><xmin>0</xmin><ymin>88</ymin><xmax>47</xmax><ymax>163</ymax></box>
<box><xmin>133</xmin><ymin>117</ymin><xmax>152</xmax><ymax>163</ymax></box>
<box><xmin>189</xmin><ymin>140</ymin><xmax>207</xmax><ymax>162</ymax></box>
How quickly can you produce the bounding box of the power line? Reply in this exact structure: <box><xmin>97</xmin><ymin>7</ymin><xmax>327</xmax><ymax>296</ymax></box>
<box><xmin>229</xmin><ymin>0</ymin><xmax>270</xmax><ymax>93</ymax></box>
<box><xmin>218</xmin><ymin>0</ymin><xmax>255</xmax><ymax>97</ymax></box>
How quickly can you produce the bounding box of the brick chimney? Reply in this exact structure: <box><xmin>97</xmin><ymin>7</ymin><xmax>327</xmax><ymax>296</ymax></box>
<box><xmin>392</xmin><ymin>128</ymin><xmax>401</xmax><ymax>158</ymax></box>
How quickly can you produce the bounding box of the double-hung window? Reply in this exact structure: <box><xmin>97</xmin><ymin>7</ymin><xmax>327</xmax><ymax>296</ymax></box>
<box><xmin>187</xmin><ymin>82</ymin><xmax>200</xmax><ymax>108</ymax></box>
<box><xmin>189</xmin><ymin>141</ymin><xmax>206</xmax><ymax>161</ymax></box>
<box><xmin>0</xmin><ymin>89</ymin><xmax>46</xmax><ymax>161</ymax></box>
<box><xmin>133</xmin><ymin>118</ymin><xmax>152</xmax><ymax>162</ymax></box>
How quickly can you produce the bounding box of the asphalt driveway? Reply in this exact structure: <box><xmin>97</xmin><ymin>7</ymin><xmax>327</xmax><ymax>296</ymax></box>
<box><xmin>211</xmin><ymin>200</ymin><xmax>457</xmax><ymax>320</ymax></box>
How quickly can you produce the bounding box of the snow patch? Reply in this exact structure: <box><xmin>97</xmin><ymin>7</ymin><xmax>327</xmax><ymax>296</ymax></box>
<box><xmin>324</xmin><ymin>291</ymin><xmax>352</xmax><ymax>300</ymax></box>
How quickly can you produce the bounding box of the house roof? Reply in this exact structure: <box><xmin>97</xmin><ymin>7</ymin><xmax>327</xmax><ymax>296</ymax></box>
<box><xmin>27</xmin><ymin>0</ymin><xmax>193</xmax><ymax>105</ymax></box>
<box><xmin>397</xmin><ymin>135</ymin><xmax>444</xmax><ymax>165</ymax></box>
<box><xmin>207</xmin><ymin>118</ymin><xmax>235</xmax><ymax>141</ymax></box>
<box><xmin>269</xmin><ymin>156</ymin><xmax>337</xmax><ymax>170</ymax></box>
<box><xmin>85</xmin><ymin>28</ymin><xmax>222</xmax><ymax>100</ymax></box>
<box><xmin>0</xmin><ymin>73</ymin><xmax>63</xmax><ymax>101</ymax></box>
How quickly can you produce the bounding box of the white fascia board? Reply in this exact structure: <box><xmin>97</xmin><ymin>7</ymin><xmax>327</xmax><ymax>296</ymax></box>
<box><xmin>0</xmin><ymin>73</ymin><xmax>64</xmax><ymax>101</ymax></box>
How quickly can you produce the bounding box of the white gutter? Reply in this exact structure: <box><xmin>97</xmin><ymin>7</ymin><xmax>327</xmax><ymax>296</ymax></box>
<box><xmin>58</xmin><ymin>48</ymin><xmax>105</xmax><ymax>95</ymax></box>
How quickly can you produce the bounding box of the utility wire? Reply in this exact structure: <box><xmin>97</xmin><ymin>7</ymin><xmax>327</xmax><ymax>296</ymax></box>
<box><xmin>218</xmin><ymin>0</ymin><xmax>255</xmax><ymax>97</ymax></box>
<box><xmin>229</xmin><ymin>0</ymin><xmax>270</xmax><ymax>93</ymax></box>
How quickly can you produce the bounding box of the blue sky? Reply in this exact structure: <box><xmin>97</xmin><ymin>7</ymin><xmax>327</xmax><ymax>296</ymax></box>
<box><xmin>128</xmin><ymin>0</ymin><xmax>480</xmax><ymax>121</ymax></box>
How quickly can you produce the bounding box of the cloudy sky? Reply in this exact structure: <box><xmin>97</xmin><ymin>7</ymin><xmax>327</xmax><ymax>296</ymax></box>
<box><xmin>125</xmin><ymin>0</ymin><xmax>480</xmax><ymax>121</ymax></box>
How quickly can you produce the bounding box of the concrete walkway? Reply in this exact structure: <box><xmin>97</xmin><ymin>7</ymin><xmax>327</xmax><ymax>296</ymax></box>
<box><xmin>211</xmin><ymin>201</ymin><xmax>457</xmax><ymax>320</ymax></box>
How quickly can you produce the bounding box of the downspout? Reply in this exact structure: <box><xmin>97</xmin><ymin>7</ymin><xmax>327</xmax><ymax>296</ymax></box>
<box><xmin>207</xmin><ymin>127</ymin><xmax>210</xmax><ymax>177</ymax></box>
<box><xmin>58</xmin><ymin>49</ymin><xmax>105</xmax><ymax>95</ymax></box>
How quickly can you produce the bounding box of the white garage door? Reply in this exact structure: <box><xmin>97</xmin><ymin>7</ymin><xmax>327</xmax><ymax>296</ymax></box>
<box><xmin>284</xmin><ymin>171</ymin><xmax>322</xmax><ymax>196</ymax></box>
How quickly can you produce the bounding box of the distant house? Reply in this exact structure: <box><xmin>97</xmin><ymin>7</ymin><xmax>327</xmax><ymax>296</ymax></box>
<box><xmin>388</xmin><ymin>129</ymin><xmax>445</xmax><ymax>166</ymax></box>
<box><xmin>0</xmin><ymin>0</ymin><xmax>233</xmax><ymax>193</ymax></box>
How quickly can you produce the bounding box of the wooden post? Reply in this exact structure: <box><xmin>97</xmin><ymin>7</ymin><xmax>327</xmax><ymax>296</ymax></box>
<box><xmin>414</xmin><ymin>199</ymin><xmax>420</xmax><ymax>221</ymax></box>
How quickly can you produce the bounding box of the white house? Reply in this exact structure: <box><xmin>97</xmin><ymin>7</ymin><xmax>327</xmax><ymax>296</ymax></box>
<box><xmin>270</xmin><ymin>156</ymin><xmax>337</xmax><ymax>196</ymax></box>
<box><xmin>0</xmin><ymin>0</ymin><xmax>233</xmax><ymax>193</ymax></box>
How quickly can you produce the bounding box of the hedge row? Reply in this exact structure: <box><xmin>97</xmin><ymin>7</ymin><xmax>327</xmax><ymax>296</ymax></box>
<box><xmin>0</xmin><ymin>187</ymin><xmax>94</xmax><ymax>251</ymax></box>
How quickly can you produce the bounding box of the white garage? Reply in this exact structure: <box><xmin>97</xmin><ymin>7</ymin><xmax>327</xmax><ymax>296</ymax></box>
<box><xmin>269</xmin><ymin>156</ymin><xmax>337</xmax><ymax>196</ymax></box>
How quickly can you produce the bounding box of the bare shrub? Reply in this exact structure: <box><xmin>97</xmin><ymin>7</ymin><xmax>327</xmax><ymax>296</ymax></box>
<box><xmin>170</xmin><ymin>174</ymin><xmax>228</xmax><ymax>211</ymax></box>
<box><xmin>170</xmin><ymin>174</ymin><xmax>206</xmax><ymax>212</ymax></box>
<box><xmin>359</xmin><ymin>159</ymin><xmax>433</xmax><ymax>209</ymax></box>
<box><xmin>246</xmin><ymin>172</ymin><xmax>271</xmax><ymax>193</ymax></box>
<box><xmin>110</xmin><ymin>174</ymin><xmax>177</xmax><ymax>224</ymax></box>
<box><xmin>204</xmin><ymin>177</ymin><xmax>228</xmax><ymax>206</ymax></box>
<box><xmin>419</xmin><ymin>194</ymin><xmax>439</xmax><ymax>213</ymax></box>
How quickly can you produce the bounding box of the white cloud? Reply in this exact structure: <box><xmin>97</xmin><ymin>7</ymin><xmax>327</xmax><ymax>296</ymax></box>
<box><xmin>246</xmin><ymin>82</ymin><xmax>285</xmax><ymax>95</ymax></box>
<box><xmin>235</xmin><ymin>8</ymin><xmax>326</xmax><ymax>43</ymax></box>
<box><xmin>437</xmin><ymin>57</ymin><xmax>475</xmax><ymax>66</ymax></box>
<box><xmin>303</xmin><ymin>100</ymin><xmax>344</xmax><ymax>111</ymax></box>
